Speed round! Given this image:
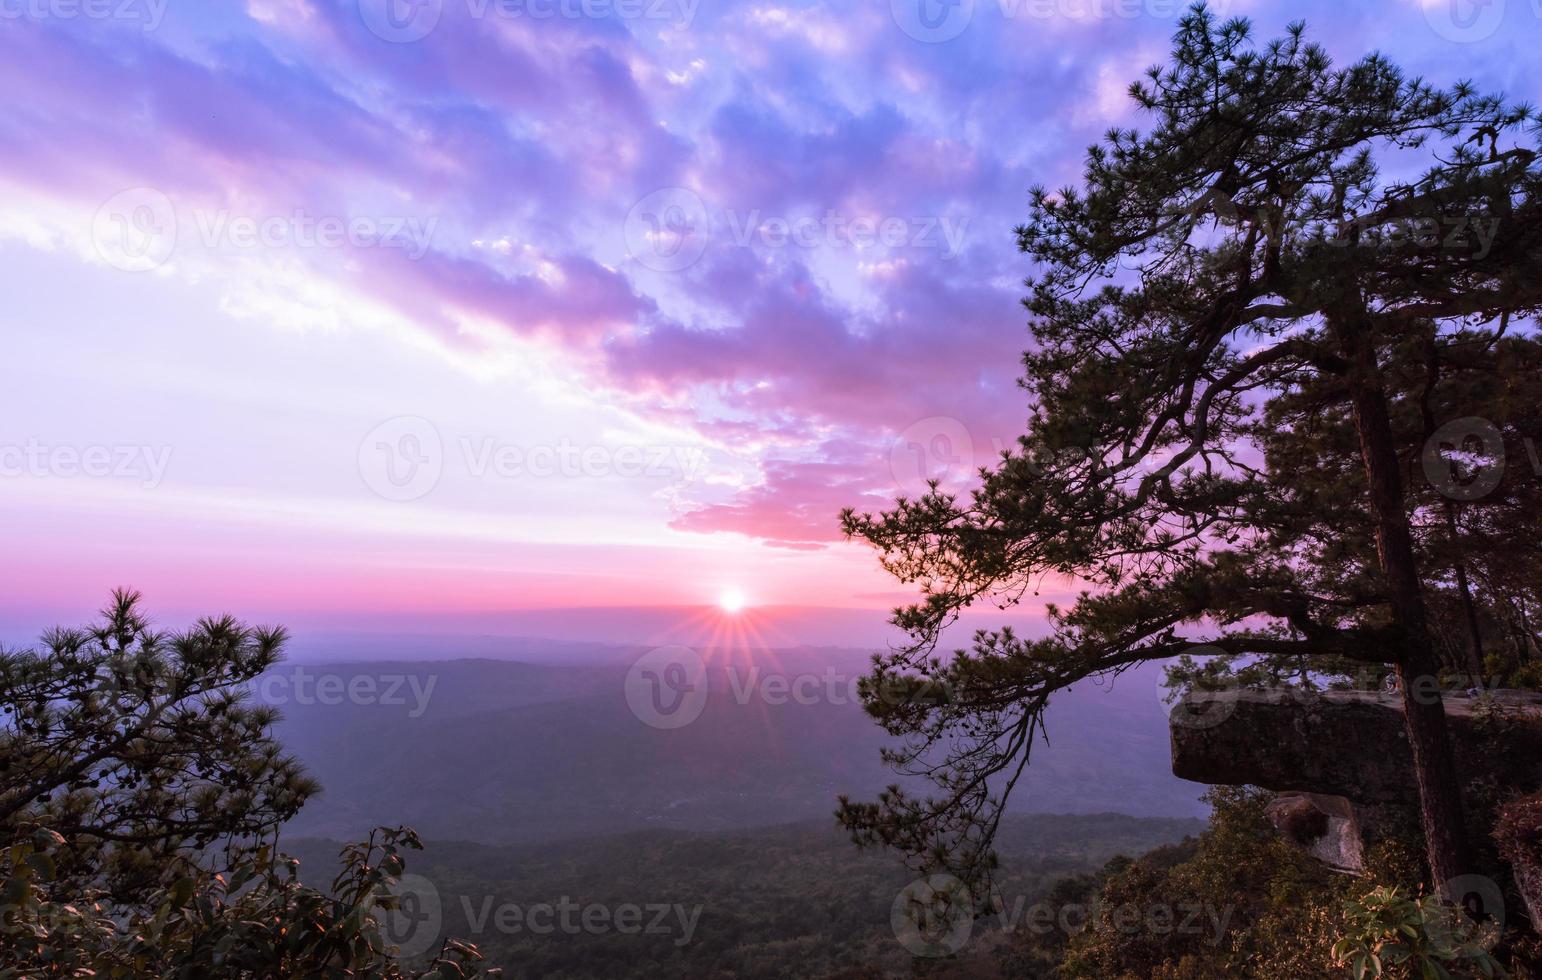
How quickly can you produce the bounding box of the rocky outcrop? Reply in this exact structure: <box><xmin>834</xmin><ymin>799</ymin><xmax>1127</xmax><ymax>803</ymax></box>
<box><xmin>1496</xmin><ymin>796</ymin><xmax>1542</xmax><ymax>928</ymax></box>
<box><xmin>1170</xmin><ymin>688</ymin><xmax>1542</xmax><ymax>805</ymax></box>
<box><xmin>1169</xmin><ymin>688</ymin><xmax>1542</xmax><ymax>874</ymax></box>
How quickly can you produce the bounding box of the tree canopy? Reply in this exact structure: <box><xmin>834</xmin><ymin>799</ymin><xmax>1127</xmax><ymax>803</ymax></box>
<box><xmin>0</xmin><ymin>589</ymin><xmax>318</xmax><ymax>904</ymax></box>
<box><xmin>0</xmin><ymin>592</ymin><xmax>496</xmax><ymax>977</ymax></box>
<box><xmin>838</xmin><ymin>4</ymin><xmax>1542</xmax><ymax>891</ymax></box>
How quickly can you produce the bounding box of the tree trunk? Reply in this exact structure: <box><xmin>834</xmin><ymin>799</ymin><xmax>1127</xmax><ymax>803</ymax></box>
<box><xmin>1522</xmin><ymin>601</ymin><xmax>1535</xmax><ymax>664</ymax></box>
<box><xmin>1338</xmin><ymin>316</ymin><xmax>1472</xmax><ymax>888</ymax></box>
<box><xmin>1444</xmin><ymin>502</ymin><xmax>1486</xmax><ymax>682</ymax></box>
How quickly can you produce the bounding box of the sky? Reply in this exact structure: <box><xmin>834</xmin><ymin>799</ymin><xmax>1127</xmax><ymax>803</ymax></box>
<box><xmin>0</xmin><ymin>0</ymin><xmax>1537</xmax><ymax>643</ymax></box>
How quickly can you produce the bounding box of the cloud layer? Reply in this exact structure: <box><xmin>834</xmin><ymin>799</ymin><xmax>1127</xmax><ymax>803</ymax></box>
<box><xmin>3</xmin><ymin>0</ymin><xmax>1535</xmax><ymax>550</ymax></box>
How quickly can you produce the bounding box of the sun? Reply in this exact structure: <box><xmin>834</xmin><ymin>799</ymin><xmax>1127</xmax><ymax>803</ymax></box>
<box><xmin>718</xmin><ymin>588</ymin><xmax>748</xmax><ymax>614</ymax></box>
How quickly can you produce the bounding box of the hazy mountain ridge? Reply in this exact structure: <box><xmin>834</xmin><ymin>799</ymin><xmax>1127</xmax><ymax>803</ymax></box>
<box><xmin>266</xmin><ymin>650</ymin><xmax>1203</xmax><ymax>847</ymax></box>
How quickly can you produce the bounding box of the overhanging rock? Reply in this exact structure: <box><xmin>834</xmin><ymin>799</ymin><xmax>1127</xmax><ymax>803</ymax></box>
<box><xmin>1170</xmin><ymin>688</ymin><xmax>1542</xmax><ymax>806</ymax></box>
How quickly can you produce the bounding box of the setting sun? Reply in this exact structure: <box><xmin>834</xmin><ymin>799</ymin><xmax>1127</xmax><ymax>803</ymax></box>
<box><xmin>718</xmin><ymin>588</ymin><xmax>747</xmax><ymax>614</ymax></box>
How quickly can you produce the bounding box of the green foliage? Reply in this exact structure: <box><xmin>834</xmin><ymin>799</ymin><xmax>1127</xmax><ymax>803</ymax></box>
<box><xmin>1331</xmin><ymin>886</ymin><xmax>1504</xmax><ymax>979</ymax></box>
<box><xmin>0</xmin><ymin>589</ymin><xmax>319</xmax><ymax>903</ymax></box>
<box><xmin>1486</xmin><ymin>656</ymin><xmax>1542</xmax><ymax>692</ymax></box>
<box><xmin>0</xmin><ymin>824</ymin><xmax>496</xmax><ymax>978</ymax></box>
<box><xmin>0</xmin><ymin>592</ymin><xmax>496</xmax><ymax>977</ymax></box>
<box><xmin>1046</xmin><ymin>788</ymin><xmax>1343</xmax><ymax>979</ymax></box>
<box><xmin>989</xmin><ymin>790</ymin><xmax>1534</xmax><ymax>979</ymax></box>
<box><xmin>1166</xmin><ymin>328</ymin><xmax>1542</xmax><ymax>699</ymax></box>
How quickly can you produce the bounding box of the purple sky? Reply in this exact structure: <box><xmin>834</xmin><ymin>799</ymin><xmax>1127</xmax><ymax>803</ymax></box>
<box><xmin>1</xmin><ymin>0</ymin><xmax>1536</xmax><ymax>640</ymax></box>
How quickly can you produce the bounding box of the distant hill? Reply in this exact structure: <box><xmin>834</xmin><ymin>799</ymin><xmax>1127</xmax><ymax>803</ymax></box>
<box><xmin>264</xmin><ymin>649</ymin><xmax>1203</xmax><ymax>847</ymax></box>
<box><xmin>287</xmin><ymin>813</ymin><xmax>1204</xmax><ymax>979</ymax></box>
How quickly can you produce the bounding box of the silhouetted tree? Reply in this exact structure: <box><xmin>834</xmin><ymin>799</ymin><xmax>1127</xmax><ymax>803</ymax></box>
<box><xmin>838</xmin><ymin>5</ymin><xmax>1541</xmax><ymax>891</ymax></box>
<box><xmin>1</xmin><ymin>824</ymin><xmax>496</xmax><ymax>977</ymax></box>
<box><xmin>0</xmin><ymin>589</ymin><xmax>317</xmax><ymax>903</ymax></box>
<box><xmin>1167</xmin><ymin>331</ymin><xmax>1542</xmax><ymax>689</ymax></box>
<box><xmin>0</xmin><ymin>591</ymin><xmax>497</xmax><ymax>976</ymax></box>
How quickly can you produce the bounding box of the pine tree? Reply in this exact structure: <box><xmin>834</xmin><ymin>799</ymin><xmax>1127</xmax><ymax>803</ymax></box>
<box><xmin>839</xmin><ymin>5</ymin><xmax>1542</xmax><ymax>891</ymax></box>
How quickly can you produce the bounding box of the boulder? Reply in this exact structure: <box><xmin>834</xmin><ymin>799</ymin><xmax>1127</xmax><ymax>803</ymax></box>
<box><xmin>1265</xmin><ymin>792</ymin><xmax>1367</xmax><ymax>872</ymax></box>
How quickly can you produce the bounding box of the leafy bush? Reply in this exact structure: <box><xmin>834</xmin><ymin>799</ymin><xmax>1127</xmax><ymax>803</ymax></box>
<box><xmin>1050</xmin><ymin>788</ymin><xmax>1342</xmax><ymax>978</ymax></box>
<box><xmin>0</xmin><ymin>823</ymin><xmax>496</xmax><ymax>978</ymax></box>
<box><xmin>1331</xmin><ymin>886</ymin><xmax>1504</xmax><ymax>979</ymax></box>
